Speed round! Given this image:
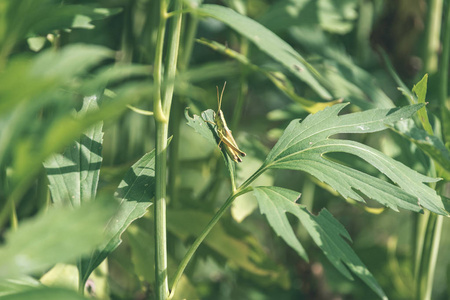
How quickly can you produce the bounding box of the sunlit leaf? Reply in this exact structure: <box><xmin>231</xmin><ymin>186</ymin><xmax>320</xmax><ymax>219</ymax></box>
<box><xmin>0</xmin><ymin>277</ymin><xmax>40</xmax><ymax>297</ymax></box>
<box><xmin>44</xmin><ymin>95</ymin><xmax>103</xmax><ymax>207</ymax></box>
<box><xmin>261</xmin><ymin>103</ymin><xmax>447</xmax><ymax>215</ymax></box>
<box><xmin>253</xmin><ymin>186</ymin><xmax>387</xmax><ymax>300</ymax></box>
<box><xmin>318</xmin><ymin>0</ymin><xmax>358</xmax><ymax>34</ymax></box>
<box><xmin>412</xmin><ymin>74</ymin><xmax>433</xmax><ymax>135</ymax></box>
<box><xmin>0</xmin><ymin>287</ymin><xmax>90</xmax><ymax>300</ymax></box>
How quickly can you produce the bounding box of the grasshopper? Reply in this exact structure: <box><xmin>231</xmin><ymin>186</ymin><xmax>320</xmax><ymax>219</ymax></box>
<box><xmin>207</xmin><ymin>82</ymin><xmax>246</xmax><ymax>163</ymax></box>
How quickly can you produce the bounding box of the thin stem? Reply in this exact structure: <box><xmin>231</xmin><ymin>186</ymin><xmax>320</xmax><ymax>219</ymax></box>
<box><xmin>168</xmin><ymin>165</ymin><xmax>267</xmax><ymax>298</ymax></box>
<box><xmin>168</xmin><ymin>193</ymin><xmax>236</xmax><ymax>299</ymax></box>
<box><xmin>424</xmin><ymin>215</ymin><xmax>443</xmax><ymax>300</ymax></box>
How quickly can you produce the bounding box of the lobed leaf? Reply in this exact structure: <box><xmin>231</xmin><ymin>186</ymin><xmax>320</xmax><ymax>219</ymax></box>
<box><xmin>253</xmin><ymin>186</ymin><xmax>387</xmax><ymax>299</ymax></box>
<box><xmin>262</xmin><ymin>103</ymin><xmax>448</xmax><ymax>215</ymax></box>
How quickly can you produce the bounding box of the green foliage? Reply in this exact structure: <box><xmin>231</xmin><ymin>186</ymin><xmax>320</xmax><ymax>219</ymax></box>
<box><xmin>1</xmin><ymin>0</ymin><xmax>450</xmax><ymax>299</ymax></box>
<box><xmin>43</xmin><ymin>96</ymin><xmax>104</xmax><ymax>207</ymax></box>
<box><xmin>0</xmin><ymin>198</ymin><xmax>116</xmax><ymax>279</ymax></box>
<box><xmin>79</xmin><ymin>148</ymin><xmax>157</xmax><ymax>285</ymax></box>
<box><xmin>0</xmin><ymin>287</ymin><xmax>90</xmax><ymax>300</ymax></box>
<box><xmin>260</xmin><ymin>103</ymin><xmax>447</xmax><ymax>215</ymax></box>
<box><xmin>253</xmin><ymin>186</ymin><xmax>386</xmax><ymax>299</ymax></box>
<box><xmin>195</xmin><ymin>4</ymin><xmax>332</xmax><ymax>99</ymax></box>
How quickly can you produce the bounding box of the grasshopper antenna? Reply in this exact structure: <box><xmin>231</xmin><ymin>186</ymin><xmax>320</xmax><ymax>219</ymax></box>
<box><xmin>217</xmin><ymin>81</ymin><xmax>227</xmax><ymax>111</ymax></box>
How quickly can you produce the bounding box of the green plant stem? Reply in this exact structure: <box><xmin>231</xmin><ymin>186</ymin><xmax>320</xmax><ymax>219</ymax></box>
<box><xmin>168</xmin><ymin>193</ymin><xmax>236</xmax><ymax>299</ymax></box>
<box><xmin>424</xmin><ymin>215</ymin><xmax>443</xmax><ymax>300</ymax></box>
<box><xmin>153</xmin><ymin>0</ymin><xmax>183</xmax><ymax>299</ymax></box>
<box><xmin>415</xmin><ymin>212</ymin><xmax>443</xmax><ymax>300</ymax></box>
<box><xmin>154</xmin><ymin>121</ymin><xmax>169</xmax><ymax>300</ymax></box>
<box><xmin>153</xmin><ymin>0</ymin><xmax>169</xmax><ymax>298</ymax></box>
<box><xmin>439</xmin><ymin>1</ymin><xmax>450</xmax><ymax>145</ymax></box>
<box><xmin>423</xmin><ymin>0</ymin><xmax>443</xmax><ymax>74</ymax></box>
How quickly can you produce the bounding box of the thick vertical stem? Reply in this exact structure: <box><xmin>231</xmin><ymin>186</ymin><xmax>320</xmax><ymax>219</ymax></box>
<box><xmin>153</xmin><ymin>0</ymin><xmax>169</xmax><ymax>298</ymax></box>
<box><xmin>154</xmin><ymin>121</ymin><xmax>169</xmax><ymax>300</ymax></box>
<box><xmin>153</xmin><ymin>0</ymin><xmax>183</xmax><ymax>299</ymax></box>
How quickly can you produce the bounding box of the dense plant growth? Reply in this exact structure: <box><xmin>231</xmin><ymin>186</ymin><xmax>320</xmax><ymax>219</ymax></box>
<box><xmin>0</xmin><ymin>0</ymin><xmax>450</xmax><ymax>299</ymax></box>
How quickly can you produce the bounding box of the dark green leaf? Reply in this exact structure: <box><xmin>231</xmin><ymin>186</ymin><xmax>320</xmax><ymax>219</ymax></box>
<box><xmin>167</xmin><ymin>210</ymin><xmax>283</xmax><ymax>278</ymax></box>
<box><xmin>194</xmin><ymin>4</ymin><xmax>332</xmax><ymax>99</ymax></box>
<box><xmin>392</xmin><ymin>119</ymin><xmax>450</xmax><ymax>180</ymax></box>
<box><xmin>254</xmin><ymin>186</ymin><xmax>387</xmax><ymax>300</ymax></box>
<box><xmin>78</xmin><ymin>149</ymin><xmax>156</xmax><ymax>284</ymax></box>
<box><xmin>289</xmin><ymin>27</ymin><xmax>395</xmax><ymax>109</ymax></box>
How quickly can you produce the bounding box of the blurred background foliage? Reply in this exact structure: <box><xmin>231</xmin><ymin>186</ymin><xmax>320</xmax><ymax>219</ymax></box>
<box><xmin>0</xmin><ymin>0</ymin><xmax>449</xmax><ymax>299</ymax></box>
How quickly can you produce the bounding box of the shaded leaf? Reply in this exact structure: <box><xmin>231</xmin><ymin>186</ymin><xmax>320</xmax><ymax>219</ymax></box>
<box><xmin>196</xmin><ymin>38</ymin><xmax>341</xmax><ymax>113</ymax></box>
<box><xmin>392</xmin><ymin>119</ymin><xmax>450</xmax><ymax>180</ymax></box>
<box><xmin>262</xmin><ymin>103</ymin><xmax>447</xmax><ymax>215</ymax></box>
<box><xmin>253</xmin><ymin>186</ymin><xmax>387</xmax><ymax>300</ymax></box>
<box><xmin>167</xmin><ymin>210</ymin><xmax>284</xmax><ymax>280</ymax></box>
<box><xmin>127</xmin><ymin>225</ymin><xmax>201</xmax><ymax>300</ymax></box>
<box><xmin>78</xmin><ymin>149</ymin><xmax>156</xmax><ymax>285</ymax></box>
<box><xmin>194</xmin><ymin>4</ymin><xmax>332</xmax><ymax>99</ymax></box>
<box><xmin>259</xmin><ymin>0</ymin><xmax>357</xmax><ymax>35</ymax></box>
<box><xmin>289</xmin><ymin>27</ymin><xmax>395</xmax><ymax>109</ymax></box>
